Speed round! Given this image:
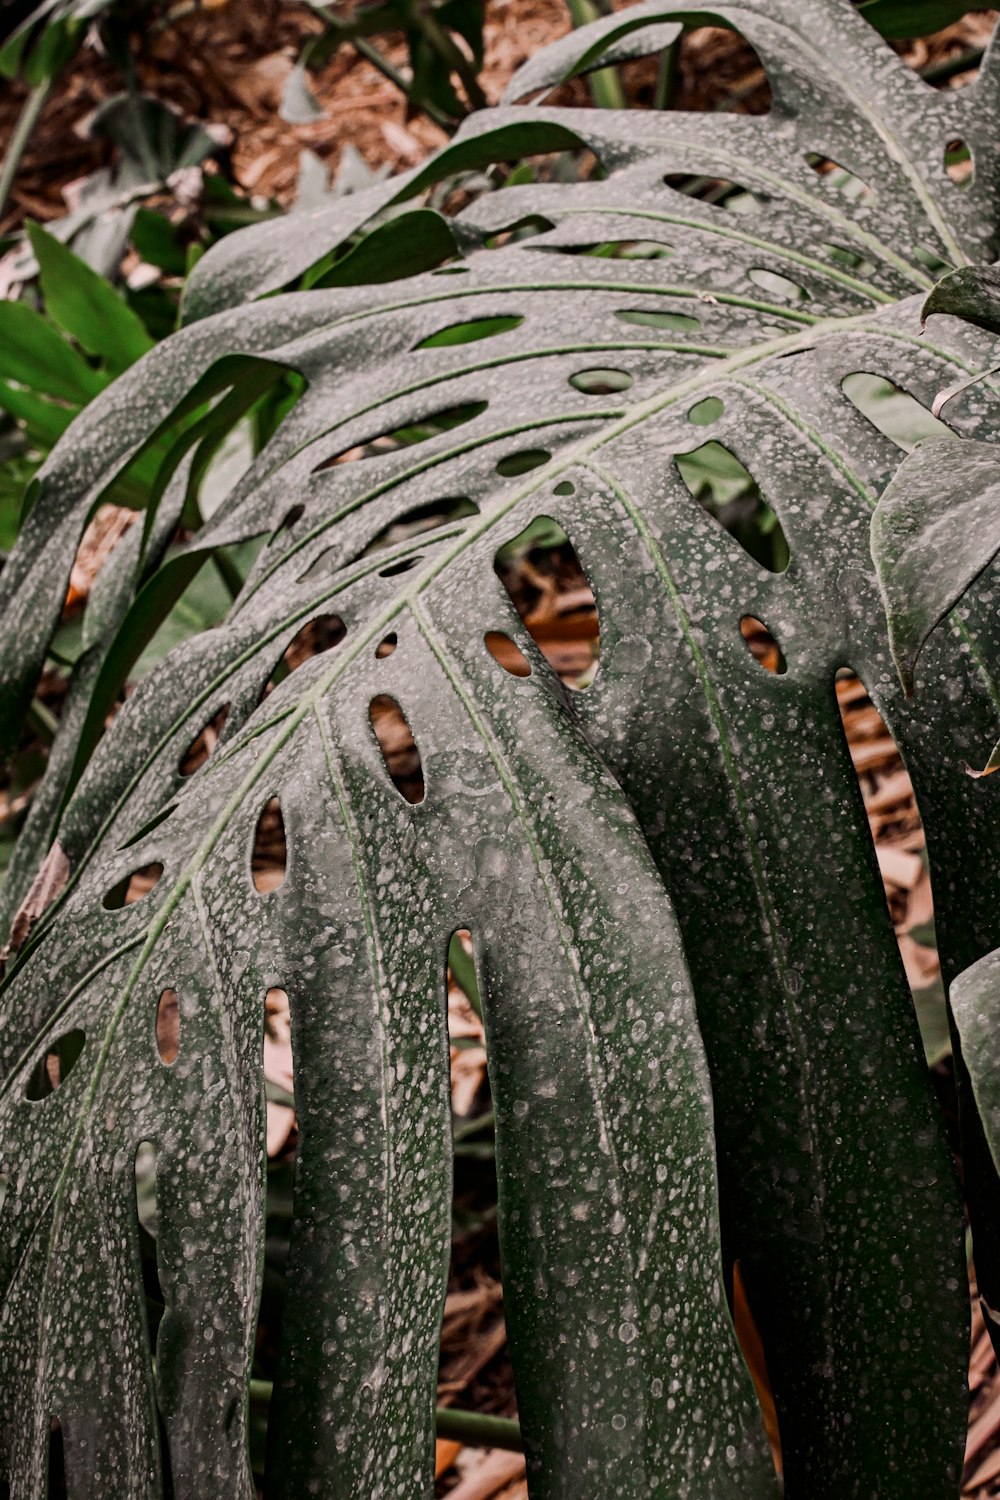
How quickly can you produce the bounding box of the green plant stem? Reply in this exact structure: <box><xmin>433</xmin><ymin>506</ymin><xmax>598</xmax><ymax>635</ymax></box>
<box><xmin>410</xmin><ymin>3</ymin><xmax>488</xmax><ymax>112</ymax></box>
<box><xmin>653</xmin><ymin>38</ymin><xmax>678</xmax><ymax>109</ymax></box>
<box><xmin>434</xmin><ymin>1408</ymin><xmax>522</xmax><ymax>1451</ymax></box>
<box><xmin>564</xmin><ymin>0</ymin><xmax>627</xmax><ymax>109</ymax></box>
<box><xmin>0</xmin><ymin>78</ymin><xmax>53</xmax><ymax>226</ymax></box>
<box><xmin>27</xmin><ymin>698</ymin><xmax>58</xmax><ymax>746</ymax></box>
<box><xmin>246</xmin><ymin>1380</ymin><xmax>522</xmax><ymax>1451</ymax></box>
<box><xmin>920</xmin><ymin>45</ymin><xmax>984</xmax><ymax>86</ymax></box>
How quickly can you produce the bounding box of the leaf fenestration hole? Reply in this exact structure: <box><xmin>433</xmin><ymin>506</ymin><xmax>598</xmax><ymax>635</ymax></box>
<box><xmin>616</xmin><ymin>309</ymin><xmax>701</xmax><ymax>332</ymax></box>
<box><xmin>945</xmin><ymin>138</ymin><xmax>973</xmax><ymax>187</ymax></box>
<box><xmin>740</xmin><ymin>617</ymin><xmax>787</xmax><ymax>675</ymax></box>
<box><xmin>553</xmin><ymin>480</ymin><xmax>575</xmax><ymax>496</ymax></box>
<box><xmin>263</xmin><ymin>615</ymin><xmax>346</xmax><ymax>696</ymax></box>
<box><xmin>370</xmin><ymin>696</ymin><xmax>426</xmax><ymax>803</ymax></box>
<box><xmin>252</xmin><ymin>799</ymin><xmax>287</xmax><ymax>894</ymax></box>
<box><xmin>263</xmin><ymin>985</ymin><xmax>297</xmax><ymax>1159</ymax></box>
<box><xmin>841</xmin><ymin>374</ymin><xmax>953</xmax><ymax>453</ymax></box>
<box><xmin>493</xmin><ymin>515</ymin><xmax>600</xmax><ymax>689</ymax></box>
<box><xmin>663</xmin><ymin>173</ymin><xmax>766</xmax><ymax>213</ymax></box>
<box><xmin>272</xmin><ymin>504</ymin><xmax>304</xmax><ymax>540</ymax></box>
<box><xmin>416</xmin><ymin>315</ymin><xmax>524</xmax><ymax>349</ymax></box>
<box><xmin>824</xmin><ymin>244</ymin><xmax>876</xmax><ymax>276</ymax></box>
<box><xmin>299</xmin><ymin>501</ymin><xmax>478</xmax><ymax>584</ymax></box>
<box><xmin>485</xmin><ymin>631</ymin><xmax>532</xmax><ymax>677</ymax></box>
<box><xmin>834</xmin><ymin>668</ymin><xmax>945</xmax><ymax>1061</ymax></box>
<box><xmin>156</xmin><ymin>989</ymin><xmax>179</xmax><ymax>1065</ymax></box>
<box><xmin>179</xmin><ymin>705</ymin><xmax>230</xmax><ymax>776</ymax></box>
<box><xmin>688</xmin><ymin>396</ymin><xmax>724</xmax><ymax>426</ymax></box>
<box><xmin>569</xmin><ymin>368</ymin><xmax>634</xmax><ymax>395</ymax></box>
<box><xmin>379</xmin><ymin>556</ymin><xmax>421</xmax><ymax>578</ymax></box>
<box><xmin>48</xmin><ymin>1419</ymin><xmax>66</xmax><ymax>1497</ymax></box>
<box><xmin>134</xmin><ymin>1140</ymin><xmax>165</xmax><ymax>1359</ymax></box>
<box><xmin>120</xmin><ymin>804</ymin><xmax>177</xmax><ymax>850</ymax></box>
<box><xmin>676</xmin><ymin>443</ymin><xmax>790</xmax><ymax>572</ymax></box>
<box><xmin>496</xmin><ymin>449</ymin><xmax>551</xmax><ymax>477</ymax></box>
<box><xmin>25</xmin><ymin>1030</ymin><xmax>85</xmax><ymax>1101</ymax></box>
<box><xmin>103</xmin><ymin>861</ymin><xmax>164</xmax><ymax>910</ymax></box>
<box><xmin>311</xmin><ymin>401</ymin><xmax>488</xmax><ymax>471</ymax></box>
<box><xmin>804</xmin><ymin>154</ymin><xmax>876</xmax><ymax>203</ymax></box>
<box><xmin>442</xmin><ymin>927</ymin><xmax>505</xmax><ymax>1416</ymax></box>
<box><xmin>376</xmin><ymin>633</ymin><xmax>398</xmax><ymax>659</ymax></box>
<box><xmin>732</xmin><ymin>1263</ymin><xmax>783</xmax><ymax>1472</ymax></box>
<box><xmin>748</xmin><ymin>268</ymin><xmax>810</xmax><ymax>303</ymax></box>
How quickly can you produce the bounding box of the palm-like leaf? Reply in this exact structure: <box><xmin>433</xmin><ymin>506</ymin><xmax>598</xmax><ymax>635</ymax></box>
<box><xmin>3</xmin><ymin>3</ymin><xmax>1000</xmax><ymax>1496</ymax></box>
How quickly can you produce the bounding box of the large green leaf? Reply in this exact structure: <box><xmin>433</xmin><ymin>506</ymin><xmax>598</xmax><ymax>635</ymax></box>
<box><xmin>6</xmin><ymin>2</ymin><xmax>1000</xmax><ymax>1495</ymax></box>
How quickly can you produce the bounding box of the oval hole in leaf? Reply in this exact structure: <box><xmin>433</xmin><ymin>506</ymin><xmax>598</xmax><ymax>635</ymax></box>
<box><xmin>676</xmin><ymin>443</ymin><xmax>789</xmax><ymax>572</ymax></box>
<box><xmin>134</xmin><ymin>1140</ymin><xmax>159</xmax><ymax>1239</ymax></box>
<box><xmin>156</xmin><ymin>989</ymin><xmax>179</xmax><ymax>1065</ymax></box>
<box><xmin>264</xmin><ymin>986</ymin><xmax>297</xmax><ymax>1157</ymax></box>
<box><xmin>485</xmin><ymin>631</ymin><xmax>532</xmax><ymax>677</ymax></box>
<box><xmin>841</xmin><ymin>373</ymin><xmax>952</xmax><ymax>453</ymax></box>
<box><xmin>834</xmin><ymin>667</ymin><xmax>946</xmax><ymax>1057</ymax></box>
<box><xmin>616</xmin><ymin>309</ymin><xmax>701</xmax><ymax>332</ymax></box>
<box><xmin>748</xmin><ymin>268</ymin><xmax>810</xmax><ymax>302</ymax></box>
<box><xmin>569</xmin><ymin>368</ymin><xmax>634</xmax><ymax>395</ymax></box>
<box><xmin>563</xmin><ymin>239</ymin><xmax>675</xmax><ymax>261</ymax></box>
<box><xmin>25</xmin><ymin>1030</ymin><xmax>85</xmax><ymax>1101</ymax></box>
<box><xmin>740</xmin><ymin>616</ymin><xmax>787</xmax><ymax>675</ymax></box>
<box><xmin>553</xmin><ymin>480</ymin><xmax>575</xmax><ymax>496</ymax></box>
<box><xmin>416</xmin><ymin>315</ymin><xmax>524</xmax><ymax>349</ymax></box>
<box><xmin>379</xmin><ymin>556</ymin><xmax>421</xmax><ymax>578</ymax></box>
<box><xmin>263</xmin><ymin>615</ymin><xmax>346</xmax><ymax>697</ymax></box>
<box><xmin>370</xmin><ymin>696</ymin><xmax>425</xmax><ymax>803</ymax></box>
<box><xmin>103</xmin><ymin>861</ymin><xmax>164</xmax><ymax>910</ymax></box>
<box><xmin>312</xmin><ymin>401</ymin><xmax>488</xmax><ymax>471</ymax></box>
<box><xmin>376</xmin><ymin>633</ymin><xmax>398</xmax><ymax>659</ymax></box>
<box><xmin>804</xmin><ymin>154</ymin><xmax>876</xmax><ymax>203</ymax></box>
<box><xmin>180</xmin><ymin>705</ymin><xmax>229</xmax><ymax>776</ymax></box>
<box><xmin>252</xmin><ymin>798</ymin><xmax>287</xmax><ymax>894</ymax></box>
<box><xmin>484</xmin><ymin>212</ymin><xmax>558</xmax><ymax>250</ymax></box>
<box><xmin>494</xmin><ymin>515</ymin><xmax>599</xmax><ymax>690</ymax></box>
<box><xmin>689</xmin><ymin>396</ymin><xmax>724</xmax><ymax>426</ymax></box>
<box><xmin>732</xmin><ymin>1262</ymin><xmax>783</xmax><ymax>1470</ymax></box>
<box><xmin>300</xmin><ymin>500</ymin><xmax>478</xmax><ymax>583</ymax></box>
<box><xmin>824</xmin><ymin>243</ymin><xmax>877</xmax><ymax>276</ymax></box>
<box><xmin>663</xmin><ymin>173</ymin><xmax>767</xmax><ymax>213</ymax></box>
<box><xmin>496</xmin><ymin>449</ymin><xmax>551</xmax><ymax>477</ymax></box>
<box><xmin>271</xmin><ymin>504</ymin><xmax>304</xmax><ymax>540</ymax></box>
<box><xmin>48</xmin><ymin>1421</ymin><xmax>66</xmax><ymax>1495</ymax></box>
<box><xmin>945</xmin><ymin>138</ymin><xmax>973</xmax><ymax>187</ymax></box>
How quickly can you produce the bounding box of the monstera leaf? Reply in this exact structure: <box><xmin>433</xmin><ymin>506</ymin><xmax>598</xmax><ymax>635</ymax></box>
<box><xmin>5</xmin><ymin>2</ymin><xmax>1000</xmax><ymax>1496</ymax></box>
<box><xmin>871</xmin><ymin>262</ymin><xmax>1000</xmax><ymax>1348</ymax></box>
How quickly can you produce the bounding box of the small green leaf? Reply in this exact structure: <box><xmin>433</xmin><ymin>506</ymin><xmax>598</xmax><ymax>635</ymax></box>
<box><xmin>0</xmin><ymin>299</ymin><xmax>106</xmax><ymax>405</ymax></box>
<box><xmin>26</xmin><ymin>221</ymin><xmax>154</xmax><ymax>374</ymax></box>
